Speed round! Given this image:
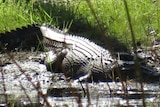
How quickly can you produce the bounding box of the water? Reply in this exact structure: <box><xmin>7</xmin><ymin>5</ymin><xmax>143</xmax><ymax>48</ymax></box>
<box><xmin>0</xmin><ymin>73</ymin><xmax>159</xmax><ymax>107</ymax></box>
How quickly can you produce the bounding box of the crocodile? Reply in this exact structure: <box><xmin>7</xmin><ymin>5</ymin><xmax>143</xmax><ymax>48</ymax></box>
<box><xmin>0</xmin><ymin>24</ymin><xmax>122</xmax><ymax>81</ymax></box>
<box><xmin>40</xmin><ymin>25</ymin><xmax>123</xmax><ymax>81</ymax></box>
<box><xmin>0</xmin><ymin>24</ymin><xmax>159</xmax><ymax>81</ymax></box>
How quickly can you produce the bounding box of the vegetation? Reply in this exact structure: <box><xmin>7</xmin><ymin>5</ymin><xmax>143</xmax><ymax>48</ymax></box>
<box><xmin>0</xmin><ymin>0</ymin><xmax>159</xmax><ymax>48</ymax></box>
<box><xmin>74</xmin><ymin>0</ymin><xmax>160</xmax><ymax>40</ymax></box>
<box><xmin>0</xmin><ymin>0</ymin><xmax>34</xmax><ymax>32</ymax></box>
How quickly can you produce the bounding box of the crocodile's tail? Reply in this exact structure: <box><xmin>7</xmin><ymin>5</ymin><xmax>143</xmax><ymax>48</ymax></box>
<box><xmin>0</xmin><ymin>24</ymin><xmax>43</xmax><ymax>52</ymax></box>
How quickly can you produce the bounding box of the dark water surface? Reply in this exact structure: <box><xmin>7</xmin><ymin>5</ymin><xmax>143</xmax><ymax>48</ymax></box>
<box><xmin>0</xmin><ymin>71</ymin><xmax>160</xmax><ymax>107</ymax></box>
<box><xmin>46</xmin><ymin>81</ymin><xmax>160</xmax><ymax>106</ymax></box>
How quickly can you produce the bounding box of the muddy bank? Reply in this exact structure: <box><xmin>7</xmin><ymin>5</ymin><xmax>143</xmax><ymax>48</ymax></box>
<box><xmin>0</xmin><ymin>51</ymin><xmax>159</xmax><ymax>107</ymax></box>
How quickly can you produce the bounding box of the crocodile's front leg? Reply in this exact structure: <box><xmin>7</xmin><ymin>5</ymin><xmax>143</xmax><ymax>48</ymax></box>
<box><xmin>45</xmin><ymin>49</ymin><xmax>92</xmax><ymax>82</ymax></box>
<box><xmin>44</xmin><ymin>49</ymin><xmax>68</xmax><ymax>72</ymax></box>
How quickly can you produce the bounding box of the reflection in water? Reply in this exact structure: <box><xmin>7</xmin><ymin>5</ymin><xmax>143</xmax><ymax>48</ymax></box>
<box><xmin>0</xmin><ymin>77</ymin><xmax>159</xmax><ymax>107</ymax></box>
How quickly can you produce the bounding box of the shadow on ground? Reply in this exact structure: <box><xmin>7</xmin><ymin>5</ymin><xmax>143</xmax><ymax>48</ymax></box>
<box><xmin>35</xmin><ymin>1</ymin><xmax>128</xmax><ymax>52</ymax></box>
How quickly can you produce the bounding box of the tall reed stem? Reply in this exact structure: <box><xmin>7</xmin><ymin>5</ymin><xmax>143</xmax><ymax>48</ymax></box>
<box><xmin>123</xmin><ymin>0</ymin><xmax>146</xmax><ymax>106</ymax></box>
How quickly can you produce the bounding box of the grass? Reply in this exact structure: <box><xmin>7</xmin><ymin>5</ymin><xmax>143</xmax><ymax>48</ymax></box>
<box><xmin>0</xmin><ymin>0</ymin><xmax>159</xmax><ymax>49</ymax></box>
<box><xmin>71</xmin><ymin>0</ymin><xmax>160</xmax><ymax>47</ymax></box>
<box><xmin>0</xmin><ymin>1</ymin><xmax>31</xmax><ymax>32</ymax></box>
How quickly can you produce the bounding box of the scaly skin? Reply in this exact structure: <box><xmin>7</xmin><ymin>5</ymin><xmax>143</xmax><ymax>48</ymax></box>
<box><xmin>40</xmin><ymin>25</ymin><xmax>122</xmax><ymax>81</ymax></box>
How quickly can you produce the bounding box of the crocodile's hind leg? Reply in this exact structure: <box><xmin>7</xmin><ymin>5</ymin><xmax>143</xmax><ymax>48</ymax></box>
<box><xmin>72</xmin><ymin>63</ymin><xmax>95</xmax><ymax>83</ymax></box>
